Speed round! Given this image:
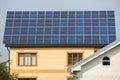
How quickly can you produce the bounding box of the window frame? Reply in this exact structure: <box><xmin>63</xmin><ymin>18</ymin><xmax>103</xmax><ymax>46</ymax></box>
<box><xmin>18</xmin><ymin>53</ymin><xmax>37</xmax><ymax>66</ymax></box>
<box><xmin>67</xmin><ymin>52</ymin><xmax>83</xmax><ymax>66</ymax></box>
<box><xmin>102</xmin><ymin>56</ymin><xmax>110</xmax><ymax>66</ymax></box>
<box><xmin>18</xmin><ymin>78</ymin><xmax>36</xmax><ymax>80</ymax></box>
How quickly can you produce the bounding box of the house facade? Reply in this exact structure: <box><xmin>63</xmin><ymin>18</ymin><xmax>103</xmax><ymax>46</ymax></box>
<box><xmin>68</xmin><ymin>40</ymin><xmax>120</xmax><ymax>80</ymax></box>
<box><xmin>10</xmin><ymin>47</ymin><xmax>101</xmax><ymax>80</ymax></box>
<box><xmin>3</xmin><ymin>11</ymin><xmax>116</xmax><ymax>80</ymax></box>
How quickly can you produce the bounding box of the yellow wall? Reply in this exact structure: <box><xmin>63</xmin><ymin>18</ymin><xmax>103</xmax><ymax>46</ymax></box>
<box><xmin>10</xmin><ymin>47</ymin><xmax>100</xmax><ymax>80</ymax></box>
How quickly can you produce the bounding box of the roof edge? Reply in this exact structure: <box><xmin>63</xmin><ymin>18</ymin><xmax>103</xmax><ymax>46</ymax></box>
<box><xmin>5</xmin><ymin>44</ymin><xmax>106</xmax><ymax>48</ymax></box>
<box><xmin>69</xmin><ymin>40</ymin><xmax>120</xmax><ymax>72</ymax></box>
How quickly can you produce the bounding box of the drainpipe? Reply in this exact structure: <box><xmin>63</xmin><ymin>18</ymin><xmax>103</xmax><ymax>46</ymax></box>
<box><xmin>68</xmin><ymin>68</ymin><xmax>79</xmax><ymax>80</ymax></box>
<box><xmin>7</xmin><ymin>47</ymin><xmax>10</xmax><ymax>73</ymax></box>
<box><xmin>71</xmin><ymin>73</ymin><xmax>79</xmax><ymax>80</ymax></box>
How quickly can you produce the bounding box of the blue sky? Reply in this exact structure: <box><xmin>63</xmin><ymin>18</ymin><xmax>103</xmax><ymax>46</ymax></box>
<box><xmin>0</xmin><ymin>0</ymin><xmax>120</xmax><ymax>63</ymax></box>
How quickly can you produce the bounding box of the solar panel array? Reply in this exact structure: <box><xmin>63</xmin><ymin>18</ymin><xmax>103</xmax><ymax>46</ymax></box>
<box><xmin>3</xmin><ymin>11</ymin><xmax>116</xmax><ymax>45</ymax></box>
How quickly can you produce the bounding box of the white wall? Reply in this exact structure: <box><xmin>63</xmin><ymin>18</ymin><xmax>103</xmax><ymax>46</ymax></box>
<box><xmin>78</xmin><ymin>44</ymin><xmax>120</xmax><ymax>80</ymax></box>
<box><xmin>0</xmin><ymin>0</ymin><xmax>120</xmax><ymax>63</ymax></box>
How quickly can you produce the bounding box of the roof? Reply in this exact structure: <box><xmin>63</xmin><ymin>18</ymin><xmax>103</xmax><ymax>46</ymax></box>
<box><xmin>3</xmin><ymin>11</ymin><xmax>116</xmax><ymax>47</ymax></box>
<box><xmin>68</xmin><ymin>40</ymin><xmax>120</xmax><ymax>72</ymax></box>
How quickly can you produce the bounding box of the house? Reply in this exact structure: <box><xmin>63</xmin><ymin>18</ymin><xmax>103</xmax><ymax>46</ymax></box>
<box><xmin>3</xmin><ymin>11</ymin><xmax>116</xmax><ymax>80</ymax></box>
<box><xmin>68</xmin><ymin>40</ymin><xmax>120</xmax><ymax>80</ymax></box>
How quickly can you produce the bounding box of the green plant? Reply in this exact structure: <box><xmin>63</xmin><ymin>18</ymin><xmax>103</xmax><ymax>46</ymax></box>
<box><xmin>0</xmin><ymin>62</ymin><xmax>18</xmax><ymax>80</ymax></box>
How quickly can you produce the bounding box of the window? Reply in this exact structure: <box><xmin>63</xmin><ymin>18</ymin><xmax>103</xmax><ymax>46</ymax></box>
<box><xmin>102</xmin><ymin>56</ymin><xmax>110</xmax><ymax>66</ymax></box>
<box><xmin>68</xmin><ymin>53</ymin><xmax>82</xmax><ymax>65</ymax></box>
<box><xmin>18</xmin><ymin>53</ymin><xmax>37</xmax><ymax>66</ymax></box>
<box><xmin>67</xmin><ymin>77</ymin><xmax>73</xmax><ymax>80</ymax></box>
<box><xmin>18</xmin><ymin>78</ymin><xmax>36</xmax><ymax>80</ymax></box>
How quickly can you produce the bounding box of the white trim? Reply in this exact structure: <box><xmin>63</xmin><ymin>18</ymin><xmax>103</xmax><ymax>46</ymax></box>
<box><xmin>69</xmin><ymin>40</ymin><xmax>120</xmax><ymax>72</ymax></box>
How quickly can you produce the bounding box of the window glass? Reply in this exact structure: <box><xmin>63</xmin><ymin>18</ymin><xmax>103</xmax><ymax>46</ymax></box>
<box><xmin>32</xmin><ymin>54</ymin><xmax>36</xmax><ymax>65</ymax></box>
<box><xmin>18</xmin><ymin>53</ymin><xmax>37</xmax><ymax>66</ymax></box>
<box><xmin>102</xmin><ymin>57</ymin><xmax>110</xmax><ymax>66</ymax></box>
<box><xmin>19</xmin><ymin>54</ymin><xmax>24</xmax><ymax>65</ymax></box>
<box><xmin>18</xmin><ymin>78</ymin><xmax>36</xmax><ymax>80</ymax></box>
<box><xmin>68</xmin><ymin>53</ymin><xmax>82</xmax><ymax>65</ymax></box>
<box><xmin>24</xmin><ymin>54</ymin><xmax>31</xmax><ymax>65</ymax></box>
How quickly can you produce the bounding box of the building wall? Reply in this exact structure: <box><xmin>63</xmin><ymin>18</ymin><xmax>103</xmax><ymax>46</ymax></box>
<box><xmin>10</xmin><ymin>47</ymin><xmax>99</xmax><ymax>80</ymax></box>
<box><xmin>78</xmin><ymin>45</ymin><xmax>120</xmax><ymax>80</ymax></box>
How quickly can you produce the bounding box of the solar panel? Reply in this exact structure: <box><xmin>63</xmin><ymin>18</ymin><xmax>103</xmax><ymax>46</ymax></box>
<box><xmin>3</xmin><ymin>11</ymin><xmax>116</xmax><ymax>45</ymax></box>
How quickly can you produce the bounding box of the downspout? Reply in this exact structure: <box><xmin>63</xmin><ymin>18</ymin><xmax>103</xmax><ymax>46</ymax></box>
<box><xmin>67</xmin><ymin>68</ymin><xmax>79</xmax><ymax>80</ymax></box>
<box><xmin>71</xmin><ymin>72</ymin><xmax>79</xmax><ymax>80</ymax></box>
<box><xmin>7</xmin><ymin>47</ymin><xmax>10</xmax><ymax>73</ymax></box>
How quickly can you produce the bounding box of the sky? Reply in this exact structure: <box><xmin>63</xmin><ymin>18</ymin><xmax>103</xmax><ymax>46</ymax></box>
<box><xmin>0</xmin><ymin>0</ymin><xmax>120</xmax><ymax>63</ymax></box>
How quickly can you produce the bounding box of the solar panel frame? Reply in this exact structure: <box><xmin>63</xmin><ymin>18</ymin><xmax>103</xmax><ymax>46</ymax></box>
<box><xmin>3</xmin><ymin>11</ymin><xmax>116</xmax><ymax>46</ymax></box>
